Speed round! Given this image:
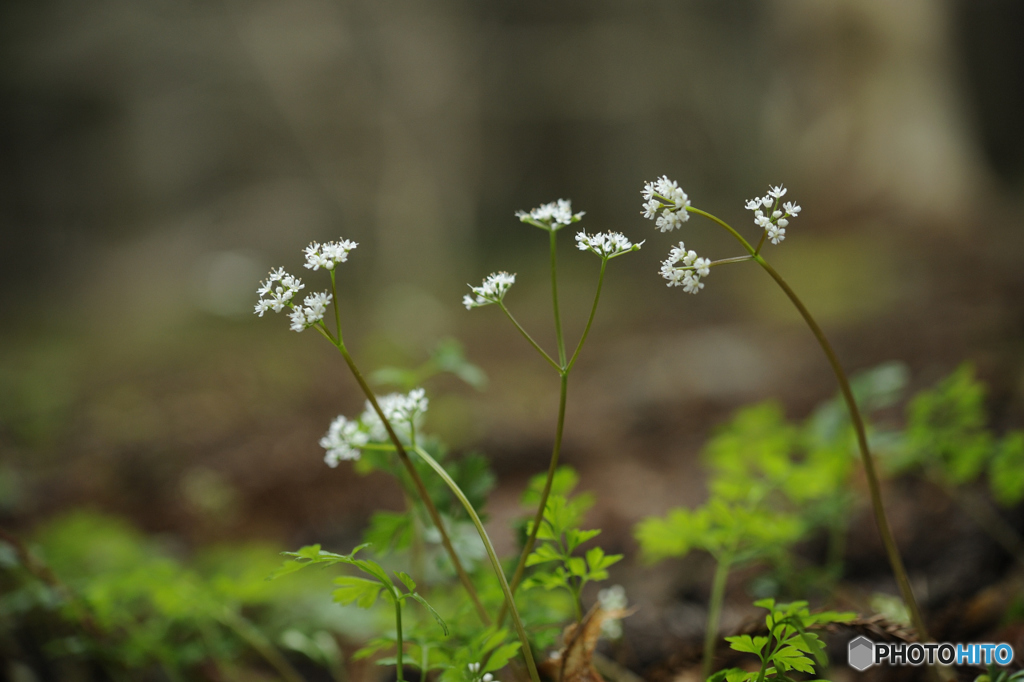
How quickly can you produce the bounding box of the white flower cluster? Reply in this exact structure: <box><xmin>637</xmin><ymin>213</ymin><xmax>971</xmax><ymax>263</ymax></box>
<box><xmin>288</xmin><ymin>291</ymin><xmax>333</xmax><ymax>332</ymax></box>
<box><xmin>575</xmin><ymin>231</ymin><xmax>643</xmax><ymax>260</ymax></box>
<box><xmin>255</xmin><ymin>268</ymin><xmax>304</xmax><ymax>316</ymax></box>
<box><xmin>597</xmin><ymin>584</ymin><xmax>628</xmax><ymax>640</ymax></box>
<box><xmin>745</xmin><ymin>185</ymin><xmax>801</xmax><ymax>245</ymax></box>
<box><xmin>467</xmin><ymin>662</ymin><xmax>493</xmax><ymax>682</ymax></box>
<box><xmin>463</xmin><ymin>272</ymin><xmax>516</xmax><ymax>310</ymax></box>
<box><xmin>515</xmin><ymin>199</ymin><xmax>584</xmax><ymax>231</ymax></box>
<box><xmin>320</xmin><ymin>415</ymin><xmax>369</xmax><ymax>467</ymax></box>
<box><xmin>659</xmin><ymin>241</ymin><xmax>711</xmax><ymax>294</ymax></box>
<box><xmin>642</xmin><ymin>175</ymin><xmax>691</xmax><ymax>232</ymax></box>
<box><xmin>256</xmin><ymin>237</ymin><xmax>357</xmax><ymax>331</ymax></box>
<box><xmin>303</xmin><ymin>239</ymin><xmax>358</xmax><ymax>271</ymax></box>
<box><xmin>319</xmin><ymin>388</ymin><xmax>429</xmax><ymax>467</ymax></box>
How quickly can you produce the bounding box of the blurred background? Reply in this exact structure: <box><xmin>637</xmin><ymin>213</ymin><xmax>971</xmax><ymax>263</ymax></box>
<box><xmin>2</xmin><ymin>0</ymin><xmax>1024</xmax><ymax>677</ymax></box>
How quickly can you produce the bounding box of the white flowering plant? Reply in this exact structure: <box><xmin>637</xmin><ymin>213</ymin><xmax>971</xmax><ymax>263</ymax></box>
<box><xmin>255</xmin><ymin>197</ymin><xmax>643</xmax><ymax>682</ymax></box>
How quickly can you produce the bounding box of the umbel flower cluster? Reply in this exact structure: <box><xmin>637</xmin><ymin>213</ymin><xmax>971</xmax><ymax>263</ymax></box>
<box><xmin>745</xmin><ymin>186</ymin><xmax>801</xmax><ymax>245</ymax></box>
<box><xmin>515</xmin><ymin>198</ymin><xmax>585</xmax><ymax>231</ymax></box>
<box><xmin>255</xmin><ymin>239</ymin><xmax>359</xmax><ymax>331</ymax></box>
<box><xmin>642</xmin><ymin>178</ymin><xmax>802</xmax><ymax>294</ymax></box>
<box><xmin>320</xmin><ymin>388</ymin><xmax>429</xmax><ymax>467</ymax></box>
<box><xmin>575</xmin><ymin>231</ymin><xmax>643</xmax><ymax>259</ymax></box>
<box><xmin>463</xmin><ymin>272</ymin><xmax>516</xmax><ymax>310</ymax></box>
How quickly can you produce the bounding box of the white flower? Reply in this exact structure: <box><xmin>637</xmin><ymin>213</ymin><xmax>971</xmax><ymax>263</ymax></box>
<box><xmin>255</xmin><ymin>268</ymin><xmax>304</xmax><ymax>316</ymax></box>
<box><xmin>516</xmin><ymin>199</ymin><xmax>584</xmax><ymax>231</ymax></box>
<box><xmin>745</xmin><ymin>186</ymin><xmax>801</xmax><ymax>247</ymax></box>
<box><xmin>575</xmin><ymin>231</ymin><xmax>643</xmax><ymax>259</ymax></box>
<box><xmin>642</xmin><ymin>176</ymin><xmax>691</xmax><ymax>231</ymax></box>
<box><xmin>660</xmin><ymin>241</ymin><xmax>709</xmax><ymax>294</ymax></box>
<box><xmin>468</xmin><ymin>663</ymin><xmax>481</xmax><ymax>674</ymax></box>
<box><xmin>320</xmin><ymin>415</ymin><xmax>370</xmax><ymax>467</ymax></box>
<box><xmin>598</xmin><ymin>585</ymin><xmax>628</xmax><ymax>639</ymax></box>
<box><xmin>361</xmin><ymin>388</ymin><xmax>429</xmax><ymax>442</ymax></box>
<box><xmin>303</xmin><ymin>239</ymin><xmax>358</xmax><ymax>271</ymax></box>
<box><xmin>288</xmin><ymin>291</ymin><xmax>332</xmax><ymax>332</ymax></box>
<box><xmin>464</xmin><ymin>272</ymin><xmax>516</xmax><ymax>309</ymax></box>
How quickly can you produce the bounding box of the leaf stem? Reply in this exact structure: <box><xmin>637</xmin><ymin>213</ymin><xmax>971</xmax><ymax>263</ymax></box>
<box><xmin>412</xmin><ymin>445</ymin><xmax>541</xmax><ymax>682</ymax></box>
<box><xmin>550</xmin><ymin>229</ymin><xmax>567</xmax><ymax>367</ymax></box>
<box><xmin>500</xmin><ymin>371</ymin><xmax>569</xmax><ymax>626</ymax></box>
<box><xmin>702</xmin><ymin>557</ymin><xmax>731</xmax><ymax>680</ymax></box>
<box><xmin>324</xmin><ymin>277</ymin><xmax>490</xmax><ymax>626</ymax></box>
<box><xmin>689</xmin><ymin>207</ymin><xmax>930</xmax><ymax>642</ymax></box>
<box><xmin>499</xmin><ymin>303</ymin><xmax>561</xmax><ymax>372</ymax></box>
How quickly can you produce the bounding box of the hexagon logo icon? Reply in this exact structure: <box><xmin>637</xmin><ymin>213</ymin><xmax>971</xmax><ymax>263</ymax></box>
<box><xmin>848</xmin><ymin>636</ymin><xmax>875</xmax><ymax>671</ymax></box>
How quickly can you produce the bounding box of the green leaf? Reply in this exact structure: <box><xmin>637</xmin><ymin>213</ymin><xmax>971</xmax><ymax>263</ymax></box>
<box><xmin>525</xmin><ymin>544</ymin><xmax>563</xmax><ymax>567</ymax></box>
<box><xmin>725</xmin><ymin>635</ymin><xmax>767</xmax><ymax>655</ymax></box>
<box><xmin>408</xmin><ymin>592</ymin><xmax>448</xmax><ymax>636</ymax></box>
<box><xmin>483</xmin><ymin>642</ymin><xmax>521</xmax><ymax>673</ymax></box>
<box><xmin>565</xmin><ymin>528</ymin><xmax>601</xmax><ymax>552</ymax></box>
<box><xmin>268</xmin><ymin>560</ymin><xmax>308</xmax><ymax>580</ymax></box>
<box><xmin>395</xmin><ymin>571</ymin><xmax>416</xmax><ymax>592</ymax></box>
<box><xmin>332</xmin><ymin>576</ymin><xmax>384</xmax><ymax>609</ymax></box>
<box><xmin>522</xmin><ymin>466</ymin><xmax>580</xmax><ymax>506</ymax></box>
<box><xmin>991</xmin><ymin>432</ymin><xmax>1024</xmax><ymax>506</ymax></box>
<box><xmin>567</xmin><ymin>557</ymin><xmax>587</xmax><ymax>577</ymax></box>
<box><xmin>363</xmin><ymin>512</ymin><xmax>412</xmax><ymax>554</ymax></box>
<box><xmin>773</xmin><ymin>645</ymin><xmax>815</xmax><ymax>673</ymax></box>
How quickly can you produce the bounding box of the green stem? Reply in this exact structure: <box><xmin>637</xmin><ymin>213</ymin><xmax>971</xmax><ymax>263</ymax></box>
<box><xmin>566</xmin><ymin>259</ymin><xmax>607</xmax><ymax>373</ymax></box>
<box><xmin>688</xmin><ymin>207</ymin><xmax>929</xmax><ymax>642</ymax></box>
<box><xmin>500</xmin><ymin>372</ymin><xmax>569</xmax><ymax>625</ymax></box>
<box><xmin>550</xmin><ymin>229</ymin><xmax>567</xmax><ymax>367</ymax></box>
<box><xmin>412</xmin><ymin>445</ymin><xmax>541</xmax><ymax>682</ymax></box>
<box><xmin>703</xmin><ymin>558</ymin><xmax>731</xmax><ymax>680</ymax></box>
<box><xmin>395</xmin><ymin>597</ymin><xmax>404</xmax><ymax>682</ymax></box>
<box><xmin>499</xmin><ymin>303</ymin><xmax>561</xmax><ymax>372</ymax></box>
<box><xmin>332</xmin><ymin>339</ymin><xmax>491</xmax><ymax>626</ymax></box>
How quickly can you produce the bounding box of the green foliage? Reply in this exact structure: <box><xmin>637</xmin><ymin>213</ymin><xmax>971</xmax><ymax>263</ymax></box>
<box><xmin>371</xmin><ymin>338</ymin><xmax>488</xmax><ymax>391</ymax></box>
<box><xmin>711</xmin><ymin>599</ymin><xmax>854</xmax><ymax>682</ymax></box>
<box><xmin>519</xmin><ymin>466</ymin><xmax>621</xmax><ymax>615</ymax></box>
<box><xmin>2</xmin><ymin>511</ymin><xmax>345</xmax><ymax>678</ymax></box>
<box><xmin>890</xmin><ymin>364</ymin><xmax>1024</xmax><ymax>507</ymax></box>
<box><xmin>636</xmin><ymin>500</ymin><xmax>802</xmax><ymax>566</ymax></box>
<box><xmin>272</xmin><ymin>543</ymin><xmax>447</xmax><ymax>635</ymax></box>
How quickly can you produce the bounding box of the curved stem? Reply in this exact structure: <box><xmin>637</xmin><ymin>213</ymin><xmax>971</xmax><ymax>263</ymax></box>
<box><xmin>550</xmin><ymin>230</ymin><xmax>567</xmax><ymax>367</ymax></box>
<box><xmin>702</xmin><ymin>558</ymin><xmax>731</xmax><ymax>680</ymax></box>
<box><xmin>566</xmin><ymin>259</ymin><xmax>607</xmax><ymax>373</ymax></box>
<box><xmin>220</xmin><ymin>608</ymin><xmax>307</xmax><ymax>682</ymax></box>
<box><xmin>412</xmin><ymin>445</ymin><xmax>541</xmax><ymax>682</ymax></box>
<box><xmin>690</xmin><ymin>207</ymin><xmax>929</xmax><ymax>641</ymax></box>
<box><xmin>500</xmin><ymin>372</ymin><xmax>569</xmax><ymax>625</ymax></box>
<box><xmin>333</xmin><ymin>342</ymin><xmax>491</xmax><ymax>627</ymax></box>
<box><xmin>753</xmin><ymin>255</ymin><xmax>928</xmax><ymax>641</ymax></box>
<box><xmin>499</xmin><ymin>303</ymin><xmax>561</xmax><ymax>372</ymax></box>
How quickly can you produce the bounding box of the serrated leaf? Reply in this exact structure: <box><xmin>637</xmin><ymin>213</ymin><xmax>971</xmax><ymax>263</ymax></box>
<box><xmin>774</xmin><ymin>645</ymin><xmax>815</xmax><ymax>673</ymax></box>
<box><xmin>483</xmin><ymin>642</ymin><xmax>521</xmax><ymax>673</ymax></box>
<box><xmin>567</xmin><ymin>557</ymin><xmax>587</xmax><ymax>577</ymax></box>
<box><xmin>268</xmin><ymin>560</ymin><xmax>308</xmax><ymax>580</ymax></box>
<box><xmin>726</xmin><ymin>635</ymin><xmax>767</xmax><ymax>655</ymax></box>
<box><xmin>333</xmin><ymin>576</ymin><xmax>384</xmax><ymax>609</ymax></box>
<box><xmin>364</xmin><ymin>512</ymin><xmax>412</xmax><ymax>554</ymax></box>
<box><xmin>525</xmin><ymin>544</ymin><xmax>563</xmax><ymax>567</ymax></box>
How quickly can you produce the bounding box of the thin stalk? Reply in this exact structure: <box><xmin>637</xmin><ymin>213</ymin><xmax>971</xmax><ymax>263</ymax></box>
<box><xmin>394</xmin><ymin>598</ymin><xmax>404</xmax><ymax>682</ymax></box>
<box><xmin>703</xmin><ymin>558</ymin><xmax>731</xmax><ymax>680</ymax></box>
<box><xmin>687</xmin><ymin>206</ymin><xmax>929</xmax><ymax>641</ymax></box>
<box><xmin>565</xmin><ymin>259</ymin><xmax>607</xmax><ymax>373</ymax></box>
<box><xmin>550</xmin><ymin>229</ymin><xmax>567</xmax><ymax>367</ymax></box>
<box><xmin>412</xmin><ymin>445</ymin><xmax>541</xmax><ymax>682</ymax></box>
<box><xmin>332</xmin><ymin>338</ymin><xmax>491</xmax><ymax>626</ymax></box>
<box><xmin>499</xmin><ymin>372</ymin><xmax>569</xmax><ymax>626</ymax></box>
<box><xmin>499</xmin><ymin>303</ymin><xmax>561</xmax><ymax>372</ymax></box>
